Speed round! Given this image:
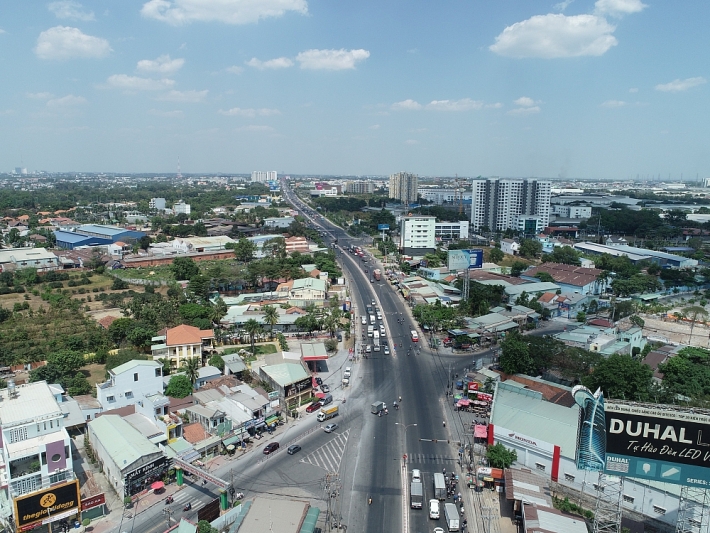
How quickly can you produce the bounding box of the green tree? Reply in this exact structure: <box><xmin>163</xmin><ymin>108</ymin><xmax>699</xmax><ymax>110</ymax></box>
<box><xmin>243</xmin><ymin>318</ymin><xmax>263</xmax><ymax>354</ymax></box>
<box><xmin>170</xmin><ymin>257</ymin><xmax>199</xmax><ymax>280</ymax></box>
<box><xmin>232</xmin><ymin>238</ymin><xmax>257</xmax><ymax>263</ymax></box>
<box><xmin>208</xmin><ymin>354</ymin><xmax>224</xmax><ymax>372</ymax></box>
<box><xmin>519</xmin><ymin>239</ymin><xmax>542</xmax><ymax>259</ymax></box>
<box><xmin>510</xmin><ymin>261</ymin><xmax>528</xmax><ymax>277</ymax></box>
<box><xmin>535</xmin><ymin>272</ymin><xmax>555</xmax><ymax>283</ymax></box>
<box><xmin>488</xmin><ymin>247</ymin><xmax>504</xmax><ymax>263</ymax></box>
<box><xmin>682</xmin><ymin>305</ymin><xmax>709</xmax><ymax>342</ymax></box>
<box><xmin>262</xmin><ymin>305</ymin><xmax>279</xmax><ymax>340</ymax></box>
<box><xmin>541</xmin><ymin>246</ymin><xmax>581</xmax><ymax>266</ymax></box>
<box><xmin>582</xmin><ymin>353</ymin><xmax>653</xmax><ymax>401</ymax></box>
<box><xmin>67</xmin><ymin>373</ymin><xmax>92</xmax><ymax>396</ymax></box>
<box><xmin>197</xmin><ymin>520</ymin><xmax>218</xmax><ymax>533</ymax></box>
<box><xmin>486</xmin><ymin>443</ymin><xmax>517</xmax><ymax>469</ymax></box>
<box><xmin>111</xmin><ymin>277</ymin><xmax>129</xmax><ymax>290</ymax></box>
<box><xmin>182</xmin><ymin>357</ymin><xmax>201</xmax><ymax>386</ymax></box>
<box><xmin>165</xmin><ymin>374</ymin><xmax>193</xmax><ymax>398</ymax></box>
<box><xmin>499</xmin><ymin>332</ymin><xmax>533</xmax><ymax>375</ymax></box>
<box><xmin>576</xmin><ymin>311</ymin><xmax>586</xmax><ymax>322</ymax></box>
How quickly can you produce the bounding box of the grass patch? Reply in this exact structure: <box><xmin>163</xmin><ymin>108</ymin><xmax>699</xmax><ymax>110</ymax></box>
<box><xmin>223</xmin><ymin>342</ymin><xmax>279</xmax><ymax>357</ymax></box>
<box><xmin>80</xmin><ymin>363</ymin><xmax>107</xmax><ymax>387</ymax></box>
<box><xmin>114</xmin><ymin>266</ymin><xmax>175</xmax><ymax>283</ymax></box>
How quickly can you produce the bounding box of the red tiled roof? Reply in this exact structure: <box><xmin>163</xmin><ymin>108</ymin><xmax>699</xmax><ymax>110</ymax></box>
<box><xmin>98</xmin><ymin>315</ymin><xmax>120</xmax><ymax>329</ymax></box>
<box><xmin>468</xmin><ymin>270</ymin><xmax>528</xmax><ymax>285</ymax></box>
<box><xmin>525</xmin><ymin>262</ymin><xmax>602</xmax><ymax>288</ymax></box>
<box><xmin>165</xmin><ymin>324</ymin><xmax>214</xmax><ymax>346</ymax></box>
<box><xmin>588</xmin><ymin>318</ymin><xmax>614</xmax><ymax>328</ymax></box>
<box><xmin>537</xmin><ymin>292</ymin><xmax>556</xmax><ymax>303</ymax></box>
<box><xmin>182</xmin><ymin>423</ymin><xmax>207</xmax><ymax>444</ymax></box>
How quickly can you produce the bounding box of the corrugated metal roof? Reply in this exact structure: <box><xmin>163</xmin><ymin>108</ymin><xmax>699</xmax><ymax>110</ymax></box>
<box><xmin>88</xmin><ymin>415</ymin><xmax>162</xmax><ymax>470</ymax></box>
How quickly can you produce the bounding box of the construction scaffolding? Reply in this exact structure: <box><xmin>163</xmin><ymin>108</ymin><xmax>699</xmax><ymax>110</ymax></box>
<box><xmin>592</xmin><ymin>473</ymin><xmax>623</xmax><ymax>533</ymax></box>
<box><xmin>676</xmin><ymin>486</ymin><xmax>710</xmax><ymax>533</ymax></box>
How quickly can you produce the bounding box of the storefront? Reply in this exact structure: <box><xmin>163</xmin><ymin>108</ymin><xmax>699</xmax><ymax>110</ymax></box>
<box><xmin>125</xmin><ymin>456</ymin><xmax>169</xmax><ymax>496</ymax></box>
<box><xmin>13</xmin><ymin>480</ymin><xmax>81</xmax><ymax>532</ymax></box>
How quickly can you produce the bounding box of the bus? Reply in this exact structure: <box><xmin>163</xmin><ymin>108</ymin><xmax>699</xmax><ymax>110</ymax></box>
<box><xmin>410</xmin><ymin>331</ymin><xmax>419</xmax><ymax>343</ymax></box>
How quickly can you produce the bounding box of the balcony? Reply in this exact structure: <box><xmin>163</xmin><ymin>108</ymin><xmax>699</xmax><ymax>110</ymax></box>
<box><xmin>9</xmin><ymin>456</ymin><xmax>41</xmax><ymax>479</ymax></box>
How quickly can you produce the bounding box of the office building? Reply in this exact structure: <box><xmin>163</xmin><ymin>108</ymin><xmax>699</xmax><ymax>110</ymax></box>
<box><xmin>434</xmin><ymin>221</ymin><xmax>469</xmax><ymax>241</ymax></box>
<box><xmin>552</xmin><ymin>205</ymin><xmax>592</xmax><ymax>219</ymax></box>
<box><xmin>400</xmin><ymin>215</ymin><xmax>436</xmax><ymax>256</ymax></box>
<box><xmin>389</xmin><ymin>172</ymin><xmax>419</xmax><ymax>205</ymax></box>
<box><xmin>514</xmin><ymin>215</ymin><xmax>545</xmax><ymax>236</ymax></box>
<box><xmin>173</xmin><ymin>200</ymin><xmax>191</xmax><ymax>216</ymax></box>
<box><xmin>149</xmin><ymin>198</ymin><xmax>166</xmax><ymax>210</ymax></box>
<box><xmin>346</xmin><ymin>181</ymin><xmax>376</xmax><ymax>194</ymax></box>
<box><xmin>251</xmin><ymin>171</ymin><xmax>277</xmax><ymax>183</ymax></box>
<box><xmin>0</xmin><ymin>381</ymin><xmax>79</xmax><ymax>529</ymax></box>
<box><xmin>470</xmin><ymin>178</ymin><xmax>551</xmax><ymax>231</ymax></box>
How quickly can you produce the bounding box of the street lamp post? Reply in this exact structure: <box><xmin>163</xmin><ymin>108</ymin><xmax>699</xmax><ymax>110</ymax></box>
<box><xmin>395</xmin><ymin>423</ymin><xmax>418</xmax><ymax>470</ymax></box>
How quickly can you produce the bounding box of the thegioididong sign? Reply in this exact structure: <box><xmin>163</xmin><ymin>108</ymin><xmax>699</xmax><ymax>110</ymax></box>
<box><xmin>14</xmin><ymin>480</ymin><xmax>80</xmax><ymax>529</ymax></box>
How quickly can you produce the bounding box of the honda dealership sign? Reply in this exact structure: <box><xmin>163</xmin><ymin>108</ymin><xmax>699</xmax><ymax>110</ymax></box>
<box><xmin>573</xmin><ymin>385</ymin><xmax>710</xmax><ymax>488</ymax></box>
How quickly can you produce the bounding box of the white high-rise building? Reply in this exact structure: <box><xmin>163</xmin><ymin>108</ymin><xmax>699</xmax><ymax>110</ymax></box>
<box><xmin>389</xmin><ymin>172</ymin><xmax>419</xmax><ymax>205</ymax></box>
<box><xmin>400</xmin><ymin>215</ymin><xmax>436</xmax><ymax>255</ymax></box>
<box><xmin>470</xmin><ymin>178</ymin><xmax>551</xmax><ymax>231</ymax></box>
<box><xmin>251</xmin><ymin>171</ymin><xmax>277</xmax><ymax>182</ymax></box>
<box><xmin>173</xmin><ymin>200</ymin><xmax>191</xmax><ymax>215</ymax></box>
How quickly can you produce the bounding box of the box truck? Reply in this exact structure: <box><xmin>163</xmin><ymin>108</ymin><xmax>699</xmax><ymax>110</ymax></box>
<box><xmin>317</xmin><ymin>405</ymin><xmax>339</xmax><ymax>422</ymax></box>
<box><xmin>444</xmin><ymin>503</ymin><xmax>460</xmax><ymax>531</ymax></box>
<box><xmin>433</xmin><ymin>473</ymin><xmax>446</xmax><ymax>500</ymax></box>
<box><xmin>410</xmin><ymin>481</ymin><xmax>423</xmax><ymax>509</ymax></box>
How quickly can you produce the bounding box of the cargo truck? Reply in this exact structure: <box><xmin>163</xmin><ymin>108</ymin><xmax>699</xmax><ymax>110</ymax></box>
<box><xmin>373</xmin><ymin>269</ymin><xmax>381</xmax><ymax>281</ymax></box>
<box><xmin>410</xmin><ymin>481</ymin><xmax>423</xmax><ymax>509</ymax></box>
<box><xmin>317</xmin><ymin>405</ymin><xmax>339</xmax><ymax>422</ymax></box>
<box><xmin>444</xmin><ymin>502</ymin><xmax>460</xmax><ymax>531</ymax></box>
<box><xmin>371</xmin><ymin>401</ymin><xmax>386</xmax><ymax>414</ymax></box>
<box><xmin>433</xmin><ymin>473</ymin><xmax>447</xmax><ymax>500</ymax></box>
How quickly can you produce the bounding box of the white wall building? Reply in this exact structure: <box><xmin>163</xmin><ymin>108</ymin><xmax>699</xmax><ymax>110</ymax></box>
<box><xmin>149</xmin><ymin>198</ymin><xmax>166</xmax><ymax>211</ymax></box>
<box><xmin>435</xmin><ymin>221</ymin><xmax>469</xmax><ymax>241</ymax></box>
<box><xmin>470</xmin><ymin>178</ymin><xmax>551</xmax><ymax>231</ymax></box>
<box><xmin>0</xmin><ymin>381</ymin><xmax>76</xmax><ymax>507</ymax></box>
<box><xmin>173</xmin><ymin>200</ymin><xmax>191</xmax><ymax>216</ymax></box>
<box><xmin>400</xmin><ymin>215</ymin><xmax>436</xmax><ymax>255</ymax></box>
<box><xmin>552</xmin><ymin>205</ymin><xmax>592</xmax><ymax>219</ymax></box>
<box><xmin>500</xmin><ymin>238</ymin><xmax>520</xmax><ymax>255</ymax></box>
<box><xmin>171</xmin><ymin>235</ymin><xmax>235</xmax><ymax>253</ymax></box>
<box><xmin>251</xmin><ymin>171</ymin><xmax>277</xmax><ymax>182</ymax></box>
<box><xmin>418</xmin><ymin>188</ymin><xmax>472</xmax><ymax>205</ymax></box>
<box><xmin>96</xmin><ymin>360</ymin><xmax>164</xmax><ymax>410</ymax></box>
<box><xmin>514</xmin><ymin>215</ymin><xmax>545</xmax><ymax>235</ymax></box>
<box><xmin>389</xmin><ymin>172</ymin><xmax>419</xmax><ymax>205</ymax></box>
<box><xmin>263</xmin><ymin>216</ymin><xmax>295</xmax><ymax>229</ymax></box>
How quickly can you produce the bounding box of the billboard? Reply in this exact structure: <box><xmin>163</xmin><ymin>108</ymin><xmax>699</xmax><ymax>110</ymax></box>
<box><xmin>573</xmin><ymin>385</ymin><xmax>710</xmax><ymax>488</ymax></box>
<box><xmin>14</xmin><ymin>480</ymin><xmax>81</xmax><ymax>530</ymax></box>
<box><xmin>447</xmin><ymin>249</ymin><xmax>484</xmax><ymax>270</ymax></box>
<box><xmin>377</xmin><ymin>224</ymin><xmax>390</xmax><ymax>230</ymax></box>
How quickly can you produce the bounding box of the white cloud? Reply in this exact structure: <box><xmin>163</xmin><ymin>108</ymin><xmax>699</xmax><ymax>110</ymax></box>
<box><xmin>106</xmin><ymin>74</ymin><xmax>175</xmax><ymax>91</ymax></box>
<box><xmin>405</xmin><ymin>139</ymin><xmax>419</xmax><ymax>145</ymax></box>
<box><xmin>513</xmin><ymin>96</ymin><xmax>539</xmax><ymax>107</ymax></box>
<box><xmin>600</xmin><ymin>99</ymin><xmax>626</xmax><ymax>107</ymax></box>
<box><xmin>554</xmin><ymin>0</ymin><xmax>574</xmax><ymax>11</ymax></box>
<box><xmin>507</xmin><ymin>106</ymin><xmax>541</xmax><ymax>115</ymax></box>
<box><xmin>629</xmin><ymin>87</ymin><xmax>638</xmax><ymax>93</ymax></box>
<box><xmin>219</xmin><ymin>107</ymin><xmax>280</xmax><ymax>117</ymax></box>
<box><xmin>391</xmin><ymin>99</ymin><xmax>422</xmax><ymax>111</ymax></box>
<box><xmin>486</xmin><ymin>102</ymin><xmax>504</xmax><ymax>109</ymax></box>
<box><xmin>149</xmin><ymin>109</ymin><xmax>184</xmax><ymax>117</ymax></box>
<box><xmin>46</xmin><ymin>94</ymin><xmax>87</xmax><ymax>107</ymax></box>
<box><xmin>140</xmin><ymin>0</ymin><xmax>307</xmax><ymax>26</ymax></box>
<box><xmin>26</xmin><ymin>92</ymin><xmax>54</xmax><ymax>100</ymax></box>
<box><xmin>0</xmin><ymin>29</ymin><xmax>6</xmax><ymax>34</ymax></box>
<box><xmin>157</xmin><ymin>90</ymin><xmax>208</xmax><ymax>102</ymax></box>
<box><xmin>655</xmin><ymin>77</ymin><xmax>707</xmax><ymax>93</ymax></box>
<box><xmin>225</xmin><ymin>65</ymin><xmax>243</xmax><ymax>74</ymax></box>
<box><xmin>594</xmin><ymin>0</ymin><xmax>647</xmax><ymax>16</ymax></box>
<box><xmin>246</xmin><ymin>57</ymin><xmax>293</xmax><ymax>70</ymax></box>
<box><xmin>425</xmin><ymin>99</ymin><xmax>483</xmax><ymax>111</ymax></box>
<box><xmin>369</xmin><ymin>124</ymin><xmax>380</xmax><ymax>130</ymax></box>
<box><xmin>35</xmin><ymin>26</ymin><xmax>111</xmax><ymax>60</ymax></box>
<box><xmin>296</xmin><ymin>49</ymin><xmax>370</xmax><ymax>70</ymax></box>
<box><xmin>48</xmin><ymin>1</ymin><xmax>95</xmax><ymax>21</ymax></box>
<box><xmin>137</xmin><ymin>54</ymin><xmax>185</xmax><ymax>75</ymax></box>
<box><xmin>490</xmin><ymin>14</ymin><xmax>617</xmax><ymax>58</ymax></box>
<box><xmin>235</xmin><ymin>125</ymin><xmax>274</xmax><ymax>132</ymax></box>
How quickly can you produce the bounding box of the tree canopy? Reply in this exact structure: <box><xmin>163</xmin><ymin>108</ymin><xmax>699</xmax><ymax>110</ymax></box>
<box><xmin>582</xmin><ymin>353</ymin><xmax>653</xmax><ymax>401</ymax></box>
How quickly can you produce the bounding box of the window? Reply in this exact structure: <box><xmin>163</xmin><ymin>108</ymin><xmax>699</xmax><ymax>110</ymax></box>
<box><xmin>535</xmin><ymin>463</ymin><xmax>546</xmax><ymax>472</ymax></box>
<box><xmin>9</xmin><ymin>426</ymin><xmax>28</xmax><ymax>443</ymax></box>
<box><xmin>623</xmin><ymin>495</ymin><xmax>634</xmax><ymax>504</ymax></box>
<box><xmin>49</xmin><ymin>471</ymin><xmax>67</xmax><ymax>484</ymax></box>
<box><xmin>653</xmin><ymin>505</ymin><xmax>666</xmax><ymax>515</ymax></box>
<box><xmin>125</xmin><ymin>391</ymin><xmax>133</xmax><ymax>399</ymax></box>
<box><xmin>564</xmin><ymin>473</ymin><xmax>575</xmax><ymax>482</ymax></box>
<box><xmin>106</xmin><ymin>396</ymin><xmax>115</xmax><ymax>402</ymax></box>
<box><xmin>155</xmin><ymin>368</ymin><xmax>161</xmax><ymax>377</ymax></box>
<box><xmin>134</xmin><ymin>373</ymin><xmax>139</xmax><ymax>382</ymax></box>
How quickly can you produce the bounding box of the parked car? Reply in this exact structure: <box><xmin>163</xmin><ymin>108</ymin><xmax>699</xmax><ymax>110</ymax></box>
<box><xmin>287</xmin><ymin>445</ymin><xmax>301</xmax><ymax>455</ymax></box>
<box><xmin>263</xmin><ymin>442</ymin><xmax>280</xmax><ymax>455</ymax></box>
<box><xmin>324</xmin><ymin>423</ymin><xmax>338</xmax><ymax>433</ymax></box>
<box><xmin>306</xmin><ymin>401</ymin><xmax>323</xmax><ymax>413</ymax></box>
<box><xmin>321</xmin><ymin>384</ymin><xmax>330</xmax><ymax>393</ymax></box>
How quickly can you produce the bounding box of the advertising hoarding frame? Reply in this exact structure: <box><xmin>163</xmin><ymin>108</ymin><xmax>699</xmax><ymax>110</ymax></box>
<box><xmin>14</xmin><ymin>479</ymin><xmax>81</xmax><ymax>530</ymax></box>
<box><xmin>447</xmin><ymin>249</ymin><xmax>484</xmax><ymax>270</ymax></box>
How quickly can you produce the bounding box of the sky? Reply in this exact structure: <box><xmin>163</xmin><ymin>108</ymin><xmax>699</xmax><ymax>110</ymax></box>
<box><xmin>0</xmin><ymin>0</ymin><xmax>709</xmax><ymax>179</ymax></box>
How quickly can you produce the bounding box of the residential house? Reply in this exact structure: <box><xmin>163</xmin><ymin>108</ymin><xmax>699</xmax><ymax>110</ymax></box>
<box><xmin>96</xmin><ymin>360</ymin><xmax>163</xmax><ymax>410</ymax></box>
<box><xmin>285</xmin><ymin>236</ymin><xmax>309</xmax><ymax>253</ymax></box>
<box><xmin>195</xmin><ymin>366</ymin><xmax>222</xmax><ymax>389</ymax></box>
<box><xmin>500</xmin><ymin>239</ymin><xmax>519</xmax><ymax>256</ymax></box>
<box><xmin>256</xmin><ymin>361</ymin><xmax>312</xmax><ymax>411</ymax></box>
<box><xmin>277</xmin><ymin>278</ymin><xmax>328</xmax><ymax>302</ymax></box>
<box><xmin>151</xmin><ymin>324</ymin><xmax>215</xmax><ymax>369</ymax></box>
<box><xmin>522</xmin><ymin>263</ymin><xmax>607</xmax><ymax>295</ymax></box>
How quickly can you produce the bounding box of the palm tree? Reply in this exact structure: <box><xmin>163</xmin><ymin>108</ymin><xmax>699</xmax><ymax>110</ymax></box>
<box><xmin>262</xmin><ymin>305</ymin><xmax>279</xmax><ymax>340</ymax></box>
<box><xmin>182</xmin><ymin>357</ymin><xmax>200</xmax><ymax>386</ymax></box>
<box><xmin>682</xmin><ymin>305</ymin><xmax>709</xmax><ymax>342</ymax></box>
<box><xmin>243</xmin><ymin>318</ymin><xmax>263</xmax><ymax>354</ymax></box>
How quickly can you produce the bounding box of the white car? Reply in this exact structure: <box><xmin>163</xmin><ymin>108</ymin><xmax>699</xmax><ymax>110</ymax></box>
<box><xmin>361</xmin><ymin>316</ymin><xmax>367</xmax><ymax>325</ymax></box>
<box><xmin>373</xmin><ymin>344</ymin><xmax>380</xmax><ymax>352</ymax></box>
<box><xmin>429</xmin><ymin>499</ymin><xmax>441</xmax><ymax>520</ymax></box>
<box><xmin>412</xmin><ymin>469</ymin><xmax>421</xmax><ymax>483</ymax></box>
<box><xmin>365</xmin><ymin>345</ymin><xmax>372</xmax><ymax>353</ymax></box>
<box><xmin>383</xmin><ymin>345</ymin><xmax>390</xmax><ymax>355</ymax></box>
<box><xmin>344</xmin><ymin>367</ymin><xmax>351</xmax><ymax>376</ymax></box>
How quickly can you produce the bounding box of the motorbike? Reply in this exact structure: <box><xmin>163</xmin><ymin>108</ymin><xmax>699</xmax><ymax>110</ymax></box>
<box><xmin>183</xmin><ymin>503</ymin><xmax>191</xmax><ymax>512</ymax></box>
<box><xmin>165</xmin><ymin>496</ymin><xmax>174</xmax><ymax>505</ymax></box>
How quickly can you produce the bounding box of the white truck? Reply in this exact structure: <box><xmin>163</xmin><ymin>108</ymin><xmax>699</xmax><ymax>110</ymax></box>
<box><xmin>444</xmin><ymin>503</ymin><xmax>460</xmax><ymax>531</ymax></box>
<box><xmin>410</xmin><ymin>481</ymin><xmax>423</xmax><ymax>509</ymax></box>
<box><xmin>317</xmin><ymin>405</ymin><xmax>339</xmax><ymax>422</ymax></box>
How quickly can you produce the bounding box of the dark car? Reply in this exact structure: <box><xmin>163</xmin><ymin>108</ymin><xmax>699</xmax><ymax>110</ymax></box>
<box><xmin>287</xmin><ymin>444</ymin><xmax>302</xmax><ymax>455</ymax></box>
<box><xmin>263</xmin><ymin>442</ymin><xmax>280</xmax><ymax>455</ymax></box>
<box><xmin>306</xmin><ymin>401</ymin><xmax>323</xmax><ymax>413</ymax></box>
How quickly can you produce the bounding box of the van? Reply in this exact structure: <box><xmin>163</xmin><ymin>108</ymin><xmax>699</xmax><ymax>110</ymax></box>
<box><xmin>429</xmin><ymin>499</ymin><xmax>440</xmax><ymax>519</ymax></box>
<box><xmin>322</xmin><ymin>394</ymin><xmax>333</xmax><ymax>406</ymax></box>
<box><xmin>369</xmin><ymin>314</ymin><xmax>376</xmax><ymax>324</ymax></box>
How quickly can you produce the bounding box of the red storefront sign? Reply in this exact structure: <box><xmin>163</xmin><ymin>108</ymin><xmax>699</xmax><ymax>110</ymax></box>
<box><xmin>80</xmin><ymin>493</ymin><xmax>105</xmax><ymax>511</ymax></box>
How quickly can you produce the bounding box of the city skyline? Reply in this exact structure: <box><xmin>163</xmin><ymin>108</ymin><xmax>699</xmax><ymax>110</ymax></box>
<box><xmin>0</xmin><ymin>1</ymin><xmax>708</xmax><ymax>179</ymax></box>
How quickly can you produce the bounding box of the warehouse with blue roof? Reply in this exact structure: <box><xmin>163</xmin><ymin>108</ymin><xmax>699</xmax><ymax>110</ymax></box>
<box><xmin>55</xmin><ymin>224</ymin><xmax>146</xmax><ymax>250</ymax></box>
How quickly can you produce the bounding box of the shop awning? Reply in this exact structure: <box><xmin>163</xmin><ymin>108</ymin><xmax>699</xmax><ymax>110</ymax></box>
<box><xmin>457</xmin><ymin>399</ymin><xmax>471</xmax><ymax>407</ymax></box>
<box><xmin>299</xmin><ymin>507</ymin><xmax>321</xmax><ymax>533</ymax></box>
<box><xmin>265</xmin><ymin>415</ymin><xmax>279</xmax><ymax>425</ymax></box>
<box><xmin>222</xmin><ymin>434</ymin><xmax>247</xmax><ymax>447</ymax></box>
<box><xmin>314</xmin><ymin>392</ymin><xmax>325</xmax><ymax>399</ymax></box>
<box><xmin>474</xmin><ymin>425</ymin><xmax>488</xmax><ymax>438</ymax></box>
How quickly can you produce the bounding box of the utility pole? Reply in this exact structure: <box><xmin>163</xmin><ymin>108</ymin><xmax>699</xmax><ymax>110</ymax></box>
<box><xmin>163</xmin><ymin>508</ymin><xmax>173</xmax><ymax>529</ymax></box>
<box><xmin>324</xmin><ymin>473</ymin><xmax>343</xmax><ymax>532</ymax></box>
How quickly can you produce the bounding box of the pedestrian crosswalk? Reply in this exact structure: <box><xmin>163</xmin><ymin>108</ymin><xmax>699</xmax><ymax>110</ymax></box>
<box><xmin>301</xmin><ymin>429</ymin><xmax>350</xmax><ymax>473</ymax></box>
<box><xmin>168</xmin><ymin>489</ymin><xmax>204</xmax><ymax>512</ymax></box>
<box><xmin>405</xmin><ymin>453</ymin><xmax>457</xmax><ymax>465</ymax></box>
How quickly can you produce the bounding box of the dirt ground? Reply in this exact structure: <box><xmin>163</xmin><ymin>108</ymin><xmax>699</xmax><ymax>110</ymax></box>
<box><xmin>638</xmin><ymin>313</ymin><xmax>710</xmax><ymax>348</ymax></box>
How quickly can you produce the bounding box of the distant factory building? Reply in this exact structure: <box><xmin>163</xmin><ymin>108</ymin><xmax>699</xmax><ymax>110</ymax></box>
<box><xmin>55</xmin><ymin>225</ymin><xmax>146</xmax><ymax>250</ymax></box>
